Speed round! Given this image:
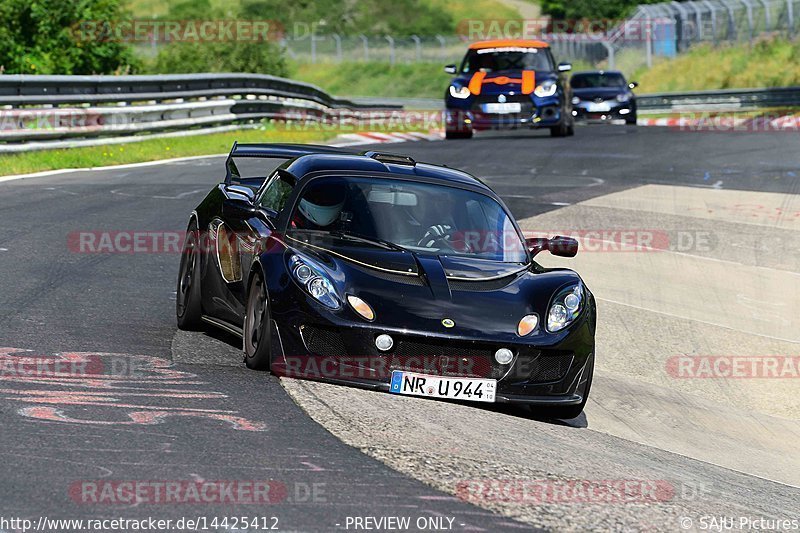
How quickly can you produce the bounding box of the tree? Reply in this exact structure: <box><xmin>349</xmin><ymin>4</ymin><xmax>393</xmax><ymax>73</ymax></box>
<box><xmin>0</xmin><ymin>0</ymin><xmax>138</xmax><ymax>74</ymax></box>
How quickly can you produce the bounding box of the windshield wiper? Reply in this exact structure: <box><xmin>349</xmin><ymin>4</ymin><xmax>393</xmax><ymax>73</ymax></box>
<box><xmin>329</xmin><ymin>231</ymin><xmax>408</xmax><ymax>252</ymax></box>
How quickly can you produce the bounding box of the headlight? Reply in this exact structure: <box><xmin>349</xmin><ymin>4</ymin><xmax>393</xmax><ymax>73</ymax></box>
<box><xmin>534</xmin><ymin>80</ymin><xmax>558</xmax><ymax>97</ymax></box>
<box><xmin>616</xmin><ymin>93</ymin><xmax>631</xmax><ymax>103</ymax></box>
<box><xmin>547</xmin><ymin>283</ymin><xmax>584</xmax><ymax>332</ymax></box>
<box><xmin>290</xmin><ymin>255</ymin><xmax>341</xmax><ymax>309</ymax></box>
<box><xmin>571</xmin><ymin>96</ymin><xmax>580</xmax><ymax>105</ymax></box>
<box><xmin>449</xmin><ymin>85</ymin><xmax>471</xmax><ymax>99</ymax></box>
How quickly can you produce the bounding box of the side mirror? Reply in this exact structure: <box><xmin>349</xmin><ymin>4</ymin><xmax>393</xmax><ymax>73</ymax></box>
<box><xmin>225</xmin><ymin>184</ymin><xmax>255</xmax><ymax>202</ymax></box>
<box><xmin>526</xmin><ymin>235</ymin><xmax>579</xmax><ymax>258</ymax></box>
<box><xmin>557</xmin><ymin>62</ymin><xmax>572</xmax><ymax>72</ymax></box>
<box><xmin>629</xmin><ymin>81</ymin><xmax>639</xmax><ymax>89</ymax></box>
<box><xmin>222</xmin><ymin>185</ymin><xmax>257</xmax><ymax>218</ymax></box>
<box><xmin>444</xmin><ymin>64</ymin><xmax>457</xmax><ymax>75</ymax></box>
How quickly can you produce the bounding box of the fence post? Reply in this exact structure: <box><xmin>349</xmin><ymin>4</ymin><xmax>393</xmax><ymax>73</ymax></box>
<box><xmin>385</xmin><ymin>35</ymin><xmax>395</xmax><ymax>66</ymax></box>
<box><xmin>788</xmin><ymin>0</ymin><xmax>795</xmax><ymax>36</ymax></box>
<box><xmin>332</xmin><ymin>34</ymin><xmax>342</xmax><ymax>62</ymax></box>
<box><xmin>411</xmin><ymin>35</ymin><xmax>422</xmax><ymax>62</ymax></box>
<box><xmin>311</xmin><ymin>33</ymin><xmax>317</xmax><ymax>64</ymax></box>
<box><xmin>602</xmin><ymin>41</ymin><xmax>616</xmax><ymax>69</ymax></box>
<box><xmin>719</xmin><ymin>0</ymin><xmax>737</xmax><ymax>41</ymax></box>
<box><xmin>756</xmin><ymin>0</ymin><xmax>771</xmax><ymax>29</ymax></box>
<box><xmin>702</xmin><ymin>0</ymin><xmax>718</xmax><ymax>44</ymax></box>
<box><xmin>435</xmin><ymin>35</ymin><xmax>446</xmax><ymax>61</ymax></box>
<box><xmin>740</xmin><ymin>0</ymin><xmax>755</xmax><ymax>43</ymax></box>
<box><xmin>359</xmin><ymin>34</ymin><xmax>369</xmax><ymax>61</ymax></box>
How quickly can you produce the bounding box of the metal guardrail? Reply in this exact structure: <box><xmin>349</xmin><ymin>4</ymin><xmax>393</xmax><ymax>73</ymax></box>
<box><xmin>0</xmin><ymin>73</ymin><xmax>403</xmax><ymax>151</ymax></box>
<box><xmin>637</xmin><ymin>86</ymin><xmax>800</xmax><ymax>113</ymax></box>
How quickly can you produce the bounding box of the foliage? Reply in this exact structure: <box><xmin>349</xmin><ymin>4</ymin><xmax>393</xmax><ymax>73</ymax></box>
<box><xmin>539</xmin><ymin>0</ymin><xmax>661</xmax><ymax>21</ymax></box>
<box><xmin>0</xmin><ymin>0</ymin><xmax>138</xmax><ymax>74</ymax></box>
<box><xmin>634</xmin><ymin>37</ymin><xmax>800</xmax><ymax>92</ymax></box>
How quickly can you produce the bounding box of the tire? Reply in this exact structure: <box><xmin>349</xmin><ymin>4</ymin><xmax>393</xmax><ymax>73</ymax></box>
<box><xmin>445</xmin><ymin>130</ymin><xmax>473</xmax><ymax>140</ymax></box>
<box><xmin>550</xmin><ymin>122</ymin><xmax>568</xmax><ymax>137</ymax></box>
<box><xmin>531</xmin><ymin>354</ymin><xmax>594</xmax><ymax>420</ymax></box>
<box><xmin>566</xmin><ymin>123</ymin><xmax>575</xmax><ymax>136</ymax></box>
<box><xmin>243</xmin><ymin>273</ymin><xmax>273</xmax><ymax>371</ymax></box>
<box><xmin>176</xmin><ymin>221</ymin><xmax>203</xmax><ymax>330</ymax></box>
<box><xmin>626</xmin><ymin>115</ymin><xmax>637</xmax><ymax>126</ymax></box>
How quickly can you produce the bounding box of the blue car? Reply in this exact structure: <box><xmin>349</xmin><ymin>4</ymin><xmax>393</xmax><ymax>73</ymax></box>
<box><xmin>444</xmin><ymin>39</ymin><xmax>575</xmax><ymax>139</ymax></box>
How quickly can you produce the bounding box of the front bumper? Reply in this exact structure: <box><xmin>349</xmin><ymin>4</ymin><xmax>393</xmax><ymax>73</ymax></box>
<box><xmin>445</xmin><ymin>94</ymin><xmax>566</xmax><ymax>132</ymax></box>
<box><xmin>269</xmin><ymin>309</ymin><xmax>595</xmax><ymax>406</ymax></box>
<box><xmin>573</xmin><ymin>101</ymin><xmax>635</xmax><ymax>122</ymax></box>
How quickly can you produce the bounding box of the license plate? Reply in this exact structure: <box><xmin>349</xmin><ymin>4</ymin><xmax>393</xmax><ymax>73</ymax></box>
<box><xmin>389</xmin><ymin>371</ymin><xmax>496</xmax><ymax>403</ymax></box>
<box><xmin>482</xmin><ymin>102</ymin><xmax>521</xmax><ymax>114</ymax></box>
<box><xmin>587</xmin><ymin>102</ymin><xmax>611</xmax><ymax>112</ymax></box>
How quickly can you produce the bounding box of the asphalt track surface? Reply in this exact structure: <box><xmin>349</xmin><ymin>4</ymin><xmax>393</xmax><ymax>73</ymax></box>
<box><xmin>0</xmin><ymin>126</ymin><xmax>798</xmax><ymax>532</ymax></box>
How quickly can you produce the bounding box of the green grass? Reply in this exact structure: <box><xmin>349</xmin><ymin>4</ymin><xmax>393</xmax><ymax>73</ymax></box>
<box><xmin>0</xmin><ymin>124</ymin><xmax>412</xmax><ymax>177</ymax></box>
<box><xmin>634</xmin><ymin>38</ymin><xmax>800</xmax><ymax>93</ymax></box>
<box><xmin>291</xmin><ymin>61</ymin><xmax>448</xmax><ymax>99</ymax></box>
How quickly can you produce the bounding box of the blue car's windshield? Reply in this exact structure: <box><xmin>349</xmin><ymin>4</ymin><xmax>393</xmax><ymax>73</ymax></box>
<box><xmin>571</xmin><ymin>72</ymin><xmax>627</xmax><ymax>89</ymax></box>
<box><xmin>460</xmin><ymin>47</ymin><xmax>554</xmax><ymax>74</ymax></box>
<box><xmin>287</xmin><ymin>176</ymin><xmax>527</xmax><ymax>264</ymax></box>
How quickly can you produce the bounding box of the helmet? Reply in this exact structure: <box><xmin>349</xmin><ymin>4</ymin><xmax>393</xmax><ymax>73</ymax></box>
<box><xmin>298</xmin><ymin>180</ymin><xmax>347</xmax><ymax>227</ymax></box>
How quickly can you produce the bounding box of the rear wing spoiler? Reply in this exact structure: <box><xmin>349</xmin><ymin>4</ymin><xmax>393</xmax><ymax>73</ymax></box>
<box><xmin>224</xmin><ymin>142</ymin><xmax>357</xmax><ymax>185</ymax></box>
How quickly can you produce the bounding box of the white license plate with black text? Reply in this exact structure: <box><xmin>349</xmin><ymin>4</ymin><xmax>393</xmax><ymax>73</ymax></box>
<box><xmin>390</xmin><ymin>371</ymin><xmax>496</xmax><ymax>403</ymax></box>
<box><xmin>587</xmin><ymin>102</ymin><xmax>611</xmax><ymax>112</ymax></box>
<box><xmin>482</xmin><ymin>102</ymin><xmax>521</xmax><ymax>114</ymax></box>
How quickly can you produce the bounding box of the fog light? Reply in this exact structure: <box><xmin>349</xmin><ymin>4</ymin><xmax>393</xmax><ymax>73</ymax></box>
<box><xmin>494</xmin><ymin>348</ymin><xmax>514</xmax><ymax>365</ymax></box>
<box><xmin>375</xmin><ymin>334</ymin><xmax>394</xmax><ymax>352</ymax></box>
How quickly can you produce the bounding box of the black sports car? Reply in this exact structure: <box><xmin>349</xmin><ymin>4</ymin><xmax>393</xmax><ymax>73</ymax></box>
<box><xmin>570</xmin><ymin>70</ymin><xmax>638</xmax><ymax>125</ymax></box>
<box><xmin>177</xmin><ymin>143</ymin><xmax>596</xmax><ymax>418</ymax></box>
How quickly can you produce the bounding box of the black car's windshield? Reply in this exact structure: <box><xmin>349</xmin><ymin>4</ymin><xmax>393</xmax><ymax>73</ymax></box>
<box><xmin>287</xmin><ymin>176</ymin><xmax>527</xmax><ymax>263</ymax></box>
<box><xmin>460</xmin><ymin>47</ymin><xmax>554</xmax><ymax>74</ymax></box>
<box><xmin>571</xmin><ymin>72</ymin><xmax>627</xmax><ymax>89</ymax></box>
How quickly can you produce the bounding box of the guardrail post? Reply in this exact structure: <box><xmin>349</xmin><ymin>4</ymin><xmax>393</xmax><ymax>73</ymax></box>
<box><xmin>385</xmin><ymin>35</ymin><xmax>395</xmax><ymax>66</ymax></box>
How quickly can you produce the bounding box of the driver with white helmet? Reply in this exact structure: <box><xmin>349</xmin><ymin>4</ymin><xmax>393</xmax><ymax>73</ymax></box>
<box><xmin>291</xmin><ymin>180</ymin><xmax>347</xmax><ymax>229</ymax></box>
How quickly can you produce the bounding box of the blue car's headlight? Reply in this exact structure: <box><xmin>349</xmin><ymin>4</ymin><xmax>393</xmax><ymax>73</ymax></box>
<box><xmin>534</xmin><ymin>80</ymin><xmax>558</xmax><ymax>97</ymax></box>
<box><xmin>547</xmin><ymin>283</ymin><xmax>584</xmax><ymax>332</ymax></box>
<box><xmin>289</xmin><ymin>255</ymin><xmax>341</xmax><ymax>309</ymax></box>
<box><xmin>616</xmin><ymin>93</ymin><xmax>631</xmax><ymax>103</ymax></box>
<box><xmin>449</xmin><ymin>85</ymin><xmax>471</xmax><ymax>99</ymax></box>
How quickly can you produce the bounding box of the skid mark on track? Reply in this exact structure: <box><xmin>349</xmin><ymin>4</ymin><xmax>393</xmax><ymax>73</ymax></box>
<box><xmin>0</xmin><ymin>348</ymin><xmax>267</xmax><ymax>431</ymax></box>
